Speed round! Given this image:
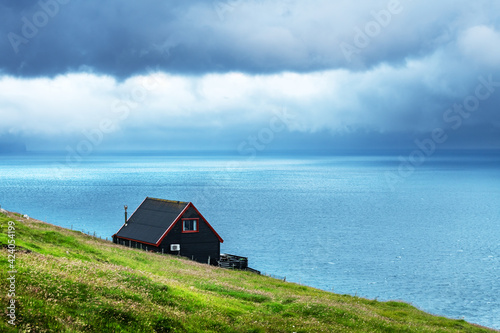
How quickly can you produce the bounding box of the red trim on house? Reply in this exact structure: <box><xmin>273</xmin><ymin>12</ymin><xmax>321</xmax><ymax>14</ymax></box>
<box><xmin>115</xmin><ymin>235</ymin><xmax>157</xmax><ymax>247</ymax></box>
<box><xmin>154</xmin><ymin>202</ymin><xmax>191</xmax><ymax>245</ymax></box>
<box><xmin>181</xmin><ymin>218</ymin><xmax>200</xmax><ymax>233</ymax></box>
<box><xmin>155</xmin><ymin>202</ymin><xmax>224</xmax><ymax>245</ymax></box>
<box><xmin>113</xmin><ymin>197</ymin><xmax>149</xmax><ymax>237</ymax></box>
<box><xmin>187</xmin><ymin>202</ymin><xmax>224</xmax><ymax>243</ymax></box>
<box><xmin>116</xmin><ymin>200</ymin><xmax>224</xmax><ymax>246</ymax></box>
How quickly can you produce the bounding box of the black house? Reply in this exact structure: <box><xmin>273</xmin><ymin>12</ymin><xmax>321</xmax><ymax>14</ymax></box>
<box><xmin>112</xmin><ymin>197</ymin><xmax>223</xmax><ymax>265</ymax></box>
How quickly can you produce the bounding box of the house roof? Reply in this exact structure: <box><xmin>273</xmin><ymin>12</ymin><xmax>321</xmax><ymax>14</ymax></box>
<box><xmin>113</xmin><ymin>197</ymin><xmax>223</xmax><ymax>246</ymax></box>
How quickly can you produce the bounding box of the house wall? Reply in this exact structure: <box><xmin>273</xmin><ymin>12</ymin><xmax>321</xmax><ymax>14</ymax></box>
<box><xmin>115</xmin><ymin>237</ymin><xmax>158</xmax><ymax>252</ymax></box>
<box><xmin>159</xmin><ymin>205</ymin><xmax>221</xmax><ymax>265</ymax></box>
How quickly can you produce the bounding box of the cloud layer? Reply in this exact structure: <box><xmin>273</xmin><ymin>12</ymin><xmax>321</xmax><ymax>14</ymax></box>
<box><xmin>1</xmin><ymin>0</ymin><xmax>498</xmax><ymax>77</ymax></box>
<box><xmin>1</xmin><ymin>0</ymin><xmax>499</xmax><ymax>151</ymax></box>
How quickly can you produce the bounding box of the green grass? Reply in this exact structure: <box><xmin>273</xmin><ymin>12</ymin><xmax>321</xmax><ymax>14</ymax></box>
<box><xmin>0</xmin><ymin>212</ymin><xmax>495</xmax><ymax>332</ymax></box>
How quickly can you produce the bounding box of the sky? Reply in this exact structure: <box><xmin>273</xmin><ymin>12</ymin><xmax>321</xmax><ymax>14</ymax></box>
<box><xmin>1</xmin><ymin>0</ymin><xmax>499</xmax><ymax>153</ymax></box>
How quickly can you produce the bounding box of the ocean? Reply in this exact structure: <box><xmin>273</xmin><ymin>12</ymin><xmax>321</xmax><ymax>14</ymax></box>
<box><xmin>0</xmin><ymin>151</ymin><xmax>498</xmax><ymax>329</ymax></box>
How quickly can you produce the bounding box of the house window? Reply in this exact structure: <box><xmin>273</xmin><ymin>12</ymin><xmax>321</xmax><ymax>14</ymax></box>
<box><xmin>182</xmin><ymin>218</ymin><xmax>199</xmax><ymax>233</ymax></box>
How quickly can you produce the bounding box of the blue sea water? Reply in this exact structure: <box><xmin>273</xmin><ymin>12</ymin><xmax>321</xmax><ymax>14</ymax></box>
<box><xmin>0</xmin><ymin>152</ymin><xmax>498</xmax><ymax>329</ymax></box>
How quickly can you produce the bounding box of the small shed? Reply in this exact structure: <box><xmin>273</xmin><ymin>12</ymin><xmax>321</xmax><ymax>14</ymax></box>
<box><xmin>112</xmin><ymin>197</ymin><xmax>223</xmax><ymax>265</ymax></box>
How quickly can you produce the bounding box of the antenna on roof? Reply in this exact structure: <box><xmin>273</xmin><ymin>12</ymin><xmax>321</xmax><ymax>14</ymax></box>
<box><xmin>124</xmin><ymin>205</ymin><xmax>128</xmax><ymax>225</ymax></box>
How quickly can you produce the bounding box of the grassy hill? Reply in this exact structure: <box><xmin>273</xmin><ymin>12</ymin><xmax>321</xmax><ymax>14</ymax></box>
<box><xmin>0</xmin><ymin>211</ymin><xmax>495</xmax><ymax>333</ymax></box>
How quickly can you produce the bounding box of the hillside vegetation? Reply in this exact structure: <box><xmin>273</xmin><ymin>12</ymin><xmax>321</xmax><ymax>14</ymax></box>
<box><xmin>0</xmin><ymin>212</ymin><xmax>495</xmax><ymax>332</ymax></box>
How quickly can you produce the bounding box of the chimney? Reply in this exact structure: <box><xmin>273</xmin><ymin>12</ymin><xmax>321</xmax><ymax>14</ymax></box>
<box><xmin>124</xmin><ymin>205</ymin><xmax>128</xmax><ymax>224</ymax></box>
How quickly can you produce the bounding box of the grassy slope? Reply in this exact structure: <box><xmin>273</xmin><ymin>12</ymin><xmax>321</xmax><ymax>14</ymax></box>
<box><xmin>0</xmin><ymin>212</ymin><xmax>495</xmax><ymax>333</ymax></box>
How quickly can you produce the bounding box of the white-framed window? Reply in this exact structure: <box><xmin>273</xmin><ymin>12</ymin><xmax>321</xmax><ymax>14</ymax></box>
<box><xmin>182</xmin><ymin>218</ymin><xmax>199</xmax><ymax>233</ymax></box>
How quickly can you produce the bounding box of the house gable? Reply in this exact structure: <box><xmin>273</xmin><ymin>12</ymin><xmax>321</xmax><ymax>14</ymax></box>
<box><xmin>156</xmin><ymin>203</ymin><xmax>223</xmax><ymax>245</ymax></box>
<box><xmin>114</xmin><ymin>198</ymin><xmax>223</xmax><ymax>247</ymax></box>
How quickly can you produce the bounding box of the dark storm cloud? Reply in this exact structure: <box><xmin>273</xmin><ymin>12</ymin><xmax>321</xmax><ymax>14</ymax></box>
<box><xmin>2</xmin><ymin>0</ymin><xmax>490</xmax><ymax>78</ymax></box>
<box><xmin>1</xmin><ymin>0</ymin><xmax>499</xmax><ymax>151</ymax></box>
<box><xmin>2</xmin><ymin>0</ymin><xmax>182</xmax><ymax>77</ymax></box>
